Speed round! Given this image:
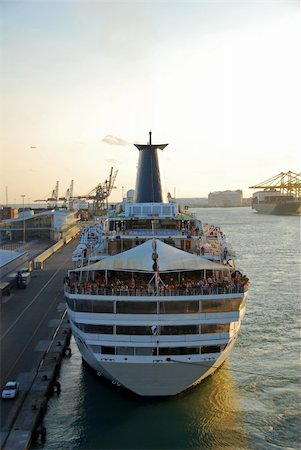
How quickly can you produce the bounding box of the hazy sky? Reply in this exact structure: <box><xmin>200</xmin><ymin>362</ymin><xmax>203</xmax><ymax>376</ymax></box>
<box><xmin>1</xmin><ymin>0</ymin><xmax>300</xmax><ymax>204</ymax></box>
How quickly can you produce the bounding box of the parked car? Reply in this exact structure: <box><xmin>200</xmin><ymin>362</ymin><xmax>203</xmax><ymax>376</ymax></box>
<box><xmin>2</xmin><ymin>381</ymin><xmax>19</xmax><ymax>399</ymax></box>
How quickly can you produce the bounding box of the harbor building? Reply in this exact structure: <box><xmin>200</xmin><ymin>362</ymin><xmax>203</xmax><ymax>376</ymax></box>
<box><xmin>208</xmin><ymin>190</ymin><xmax>243</xmax><ymax>207</ymax></box>
<box><xmin>0</xmin><ymin>207</ymin><xmax>19</xmax><ymax>220</ymax></box>
<box><xmin>0</xmin><ymin>209</ymin><xmax>80</xmax><ymax>243</ymax></box>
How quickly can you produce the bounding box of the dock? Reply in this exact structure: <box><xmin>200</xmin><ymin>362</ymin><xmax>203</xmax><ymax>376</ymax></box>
<box><xmin>0</xmin><ymin>238</ymin><xmax>78</xmax><ymax>449</ymax></box>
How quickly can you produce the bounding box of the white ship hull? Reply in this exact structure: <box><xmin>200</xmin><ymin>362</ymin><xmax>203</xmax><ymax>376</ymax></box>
<box><xmin>73</xmin><ymin>330</ymin><xmax>237</xmax><ymax>396</ymax></box>
<box><xmin>67</xmin><ymin>286</ymin><xmax>248</xmax><ymax>396</ymax></box>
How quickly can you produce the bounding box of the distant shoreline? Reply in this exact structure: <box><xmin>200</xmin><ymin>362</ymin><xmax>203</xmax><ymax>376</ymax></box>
<box><xmin>177</xmin><ymin>198</ymin><xmax>252</xmax><ymax>208</ymax></box>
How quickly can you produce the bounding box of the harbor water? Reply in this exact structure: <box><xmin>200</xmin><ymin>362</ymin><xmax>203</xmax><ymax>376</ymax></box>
<box><xmin>32</xmin><ymin>207</ymin><xmax>300</xmax><ymax>450</ymax></box>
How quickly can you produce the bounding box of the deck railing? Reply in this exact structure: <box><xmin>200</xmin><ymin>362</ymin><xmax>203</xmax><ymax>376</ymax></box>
<box><xmin>64</xmin><ymin>284</ymin><xmax>247</xmax><ymax>297</ymax></box>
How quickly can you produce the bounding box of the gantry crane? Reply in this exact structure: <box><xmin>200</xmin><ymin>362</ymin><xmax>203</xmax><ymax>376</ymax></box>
<box><xmin>59</xmin><ymin>180</ymin><xmax>74</xmax><ymax>210</ymax></box>
<box><xmin>34</xmin><ymin>168</ymin><xmax>118</xmax><ymax>213</ymax></box>
<box><xmin>249</xmin><ymin>171</ymin><xmax>301</xmax><ymax>198</ymax></box>
<box><xmin>35</xmin><ymin>181</ymin><xmax>60</xmax><ymax>207</ymax></box>
<box><xmin>74</xmin><ymin>167</ymin><xmax>118</xmax><ymax>215</ymax></box>
<box><xmin>35</xmin><ymin>180</ymin><xmax>75</xmax><ymax>209</ymax></box>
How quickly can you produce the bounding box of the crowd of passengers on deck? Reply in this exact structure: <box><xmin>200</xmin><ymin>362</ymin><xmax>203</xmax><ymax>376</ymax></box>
<box><xmin>64</xmin><ymin>270</ymin><xmax>248</xmax><ymax>296</ymax></box>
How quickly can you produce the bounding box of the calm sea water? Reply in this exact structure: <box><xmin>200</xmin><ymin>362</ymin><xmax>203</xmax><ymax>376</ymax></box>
<box><xmin>33</xmin><ymin>208</ymin><xmax>301</xmax><ymax>450</ymax></box>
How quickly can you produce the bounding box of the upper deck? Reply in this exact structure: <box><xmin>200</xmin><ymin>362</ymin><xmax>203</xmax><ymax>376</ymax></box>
<box><xmin>124</xmin><ymin>201</ymin><xmax>179</xmax><ymax>219</ymax></box>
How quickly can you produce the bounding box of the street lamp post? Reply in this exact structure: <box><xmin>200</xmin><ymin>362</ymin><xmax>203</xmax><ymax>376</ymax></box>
<box><xmin>21</xmin><ymin>194</ymin><xmax>26</xmax><ymax>243</ymax></box>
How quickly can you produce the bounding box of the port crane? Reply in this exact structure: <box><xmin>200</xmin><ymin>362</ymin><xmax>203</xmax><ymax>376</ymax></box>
<box><xmin>249</xmin><ymin>171</ymin><xmax>301</xmax><ymax>198</ymax></box>
<box><xmin>35</xmin><ymin>181</ymin><xmax>60</xmax><ymax>207</ymax></box>
<box><xmin>59</xmin><ymin>180</ymin><xmax>74</xmax><ymax>210</ymax></box>
<box><xmin>74</xmin><ymin>167</ymin><xmax>118</xmax><ymax>215</ymax></box>
<box><xmin>35</xmin><ymin>180</ymin><xmax>74</xmax><ymax>209</ymax></box>
<box><xmin>34</xmin><ymin>168</ymin><xmax>118</xmax><ymax>213</ymax></box>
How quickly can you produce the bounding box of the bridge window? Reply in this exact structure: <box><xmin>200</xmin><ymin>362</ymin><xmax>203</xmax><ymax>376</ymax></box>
<box><xmin>160</xmin><ymin>325</ymin><xmax>199</xmax><ymax>335</ymax></box>
<box><xmin>116</xmin><ymin>325</ymin><xmax>152</xmax><ymax>335</ymax></box>
<box><xmin>201</xmin><ymin>298</ymin><xmax>241</xmax><ymax>313</ymax></box>
<box><xmin>201</xmin><ymin>323</ymin><xmax>230</xmax><ymax>333</ymax></box>
<box><xmin>101</xmin><ymin>346</ymin><xmax>116</xmax><ymax>355</ymax></box>
<box><xmin>201</xmin><ymin>345</ymin><xmax>221</xmax><ymax>354</ymax></box>
<box><xmin>70</xmin><ymin>300</ymin><xmax>114</xmax><ymax>313</ymax></box>
<box><xmin>159</xmin><ymin>301</ymin><xmax>199</xmax><ymax>314</ymax></box>
<box><xmin>116</xmin><ymin>301</ymin><xmax>157</xmax><ymax>314</ymax></box>
<box><xmin>159</xmin><ymin>347</ymin><xmax>199</xmax><ymax>355</ymax></box>
<box><xmin>76</xmin><ymin>323</ymin><xmax>113</xmax><ymax>334</ymax></box>
<box><xmin>116</xmin><ymin>347</ymin><xmax>135</xmax><ymax>355</ymax></box>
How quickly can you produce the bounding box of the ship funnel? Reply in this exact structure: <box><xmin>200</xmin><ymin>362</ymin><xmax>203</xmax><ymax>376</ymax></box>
<box><xmin>134</xmin><ymin>131</ymin><xmax>168</xmax><ymax>203</ymax></box>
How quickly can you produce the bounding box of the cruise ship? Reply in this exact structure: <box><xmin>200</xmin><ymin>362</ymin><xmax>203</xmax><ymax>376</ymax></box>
<box><xmin>64</xmin><ymin>133</ymin><xmax>249</xmax><ymax>396</ymax></box>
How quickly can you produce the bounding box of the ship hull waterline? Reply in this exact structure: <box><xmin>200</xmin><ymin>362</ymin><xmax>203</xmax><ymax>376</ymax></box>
<box><xmin>252</xmin><ymin>202</ymin><xmax>301</xmax><ymax>215</ymax></box>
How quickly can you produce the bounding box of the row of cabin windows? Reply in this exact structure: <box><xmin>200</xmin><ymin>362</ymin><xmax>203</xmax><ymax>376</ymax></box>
<box><xmin>93</xmin><ymin>344</ymin><xmax>227</xmax><ymax>356</ymax></box>
<box><xmin>74</xmin><ymin>322</ymin><xmax>230</xmax><ymax>335</ymax></box>
<box><xmin>110</xmin><ymin>218</ymin><xmax>178</xmax><ymax>231</ymax></box>
<box><xmin>66</xmin><ymin>298</ymin><xmax>242</xmax><ymax>314</ymax></box>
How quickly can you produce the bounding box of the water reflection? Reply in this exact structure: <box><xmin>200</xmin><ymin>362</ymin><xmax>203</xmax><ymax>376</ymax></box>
<box><xmin>32</xmin><ymin>339</ymin><xmax>85</xmax><ymax>450</ymax></box>
<box><xmin>180</xmin><ymin>365</ymin><xmax>248</xmax><ymax>449</ymax></box>
<box><xmin>36</xmin><ymin>338</ymin><xmax>248</xmax><ymax>449</ymax></box>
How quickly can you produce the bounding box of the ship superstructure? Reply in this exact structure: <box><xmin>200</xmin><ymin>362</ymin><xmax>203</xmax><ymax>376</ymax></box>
<box><xmin>64</xmin><ymin>132</ymin><xmax>249</xmax><ymax>396</ymax></box>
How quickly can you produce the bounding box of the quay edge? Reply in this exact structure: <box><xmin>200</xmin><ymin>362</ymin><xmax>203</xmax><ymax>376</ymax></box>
<box><xmin>1</xmin><ymin>236</ymin><xmax>79</xmax><ymax>450</ymax></box>
<box><xmin>1</xmin><ymin>315</ymin><xmax>72</xmax><ymax>450</ymax></box>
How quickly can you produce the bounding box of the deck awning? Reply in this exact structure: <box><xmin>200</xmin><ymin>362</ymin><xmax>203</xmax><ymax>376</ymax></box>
<box><xmin>74</xmin><ymin>239</ymin><xmax>226</xmax><ymax>273</ymax></box>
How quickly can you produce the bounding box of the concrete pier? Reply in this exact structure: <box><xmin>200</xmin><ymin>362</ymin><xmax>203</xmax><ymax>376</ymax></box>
<box><xmin>0</xmin><ymin>238</ymin><xmax>78</xmax><ymax>449</ymax></box>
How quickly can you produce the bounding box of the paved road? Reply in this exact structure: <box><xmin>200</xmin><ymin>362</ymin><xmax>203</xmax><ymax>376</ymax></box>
<box><xmin>0</xmin><ymin>239</ymin><xmax>78</xmax><ymax>431</ymax></box>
